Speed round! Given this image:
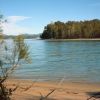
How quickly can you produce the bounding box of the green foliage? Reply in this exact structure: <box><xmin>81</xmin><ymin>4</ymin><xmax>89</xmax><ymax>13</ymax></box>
<box><xmin>0</xmin><ymin>14</ymin><xmax>31</xmax><ymax>100</ymax></box>
<box><xmin>40</xmin><ymin>19</ymin><xmax>100</xmax><ymax>39</ymax></box>
<box><xmin>0</xmin><ymin>34</ymin><xmax>4</xmax><ymax>41</ymax></box>
<box><xmin>0</xmin><ymin>14</ymin><xmax>7</xmax><ymax>34</ymax></box>
<box><xmin>0</xmin><ymin>34</ymin><xmax>30</xmax><ymax>100</ymax></box>
<box><xmin>14</xmin><ymin>35</ymin><xmax>31</xmax><ymax>62</ymax></box>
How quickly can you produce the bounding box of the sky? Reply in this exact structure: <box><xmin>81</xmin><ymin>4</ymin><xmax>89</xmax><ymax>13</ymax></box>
<box><xmin>0</xmin><ymin>0</ymin><xmax>100</xmax><ymax>35</ymax></box>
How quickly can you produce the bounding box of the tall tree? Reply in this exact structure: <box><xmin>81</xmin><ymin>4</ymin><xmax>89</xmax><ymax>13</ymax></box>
<box><xmin>41</xmin><ymin>19</ymin><xmax>100</xmax><ymax>39</ymax></box>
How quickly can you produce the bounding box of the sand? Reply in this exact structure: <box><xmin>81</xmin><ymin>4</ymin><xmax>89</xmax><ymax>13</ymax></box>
<box><xmin>5</xmin><ymin>79</ymin><xmax>100</xmax><ymax>100</ymax></box>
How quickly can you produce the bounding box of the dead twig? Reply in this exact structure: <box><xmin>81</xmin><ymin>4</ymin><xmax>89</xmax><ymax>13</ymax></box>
<box><xmin>39</xmin><ymin>89</ymin><xmax>56</xmax><ymax>100</ymax></box>
<box><xmin>19</xmin><ymin>82</ymin><xmax>34</xmax><ymax>91</ymax></box>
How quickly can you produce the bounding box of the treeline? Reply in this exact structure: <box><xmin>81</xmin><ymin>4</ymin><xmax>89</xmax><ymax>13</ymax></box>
<box><xmin>40</xmin><ymin>19</ymin><xmax>100</xmax><ymax>39</ymax></box>
<box><xmin>2</xmin><ymin>34</ymin><xmax>40</xmax><ymax>39</ymax></box>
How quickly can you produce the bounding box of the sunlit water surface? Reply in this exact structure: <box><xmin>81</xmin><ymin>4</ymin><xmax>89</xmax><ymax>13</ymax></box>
<box><xmin>11</xmin><ymin>39</ymin><xmax>100</xmax><ymax>83</ymax></box>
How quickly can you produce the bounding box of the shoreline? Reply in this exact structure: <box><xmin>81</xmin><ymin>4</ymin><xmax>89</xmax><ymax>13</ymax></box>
<box><xmin>45</xmin><ymin>38</ymin><xmax>100</xmax><ymax>41</ymax></box>
<box><xmin>6</xmin><ymin>79</ymin><xmax>100</xmax><ymax>100</ymax></box>
<box><xmin>9</xmin><ymin>77</ymin><xmax>100</xmax><ymax>84</ymax></box>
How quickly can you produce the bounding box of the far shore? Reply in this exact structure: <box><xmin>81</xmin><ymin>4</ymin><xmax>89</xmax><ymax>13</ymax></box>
<box><xmin>5</xmin><ymin>79</ymin><xmax>100</xmax><ymax>100</ymax></box>
<box><xmin>44</xmin><ymin>38</ymin><xmax>100</xmax><ymax>41</ymax></box>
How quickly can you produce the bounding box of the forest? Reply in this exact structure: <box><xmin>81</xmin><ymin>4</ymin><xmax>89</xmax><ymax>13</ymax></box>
<box><xmin>40</xmin><ymin>19</ymin><xmax>100</xmax><ymax>39</ymax></box>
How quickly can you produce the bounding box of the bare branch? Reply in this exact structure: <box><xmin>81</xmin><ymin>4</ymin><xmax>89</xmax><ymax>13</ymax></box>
<box><xmin>19</xmin><ymin>82</ymin><xmax>34</xmax><ymax>91</ymax></box>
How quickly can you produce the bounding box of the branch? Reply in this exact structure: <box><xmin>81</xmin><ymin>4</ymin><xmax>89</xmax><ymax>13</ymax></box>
<box><xmin>39</xmin><ymin>76</ymin><xmax>66</xmax><ymax>100</ymax></box>
<box><xmin>19</xmin><ymin>82</ymin><xmax>34</xmax><ymax>91</ymax></box>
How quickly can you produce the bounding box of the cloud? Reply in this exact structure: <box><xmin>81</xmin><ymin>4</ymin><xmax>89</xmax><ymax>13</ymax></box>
<box><xmin>2</xmin><ymin>16</ymin><xmax>32</xmax><ymax>35</ymax></box>
<box><xmin>7</xmin><ymin>16</ymin><xmax>31</xmax><ymax>23</ymax></box>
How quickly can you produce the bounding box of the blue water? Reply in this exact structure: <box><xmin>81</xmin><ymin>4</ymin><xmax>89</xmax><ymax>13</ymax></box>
<box><xmin>13</xmin><ymin>40</ymin><xmax>100</xmax><ymax>82</ymax></box>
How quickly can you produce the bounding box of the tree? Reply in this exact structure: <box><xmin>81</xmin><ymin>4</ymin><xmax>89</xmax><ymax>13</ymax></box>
<box><xmin>0</xmin><ymin>34</ymin><xmax>30</xmax><ymax>100</ymax></box>
<box><xmin>0</xmin><ymin>14</ymin><xmax>30</xmax><ymax>100</ymax></box>
<box><xmin>40</xmin><ymin>19</ymin><xmax>100</xmax><ymax>39</ymax></box>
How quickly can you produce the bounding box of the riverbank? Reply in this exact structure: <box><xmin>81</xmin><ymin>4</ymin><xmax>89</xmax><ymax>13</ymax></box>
<box><xmin>45</xmin><ymin>38</ymin><xmax>100</xmax><ymax>41</ymax></box>
<box><xmin>5</xmin><ymin>79</ymin><xmax>100</xmax><ymax>100</ymax></box>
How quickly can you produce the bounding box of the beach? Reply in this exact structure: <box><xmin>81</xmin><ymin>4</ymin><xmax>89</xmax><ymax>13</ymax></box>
<box><xmin>5</xmin><ymin>79</ymin><xmax>100</xmax><ymax>100</ymax></box>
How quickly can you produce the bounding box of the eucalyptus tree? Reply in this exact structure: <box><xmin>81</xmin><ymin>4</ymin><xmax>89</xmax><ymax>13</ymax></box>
<box><xmin>41</xmin><ymin>19</ymin><xmax>100</xmax><ymax>39</ymax></box>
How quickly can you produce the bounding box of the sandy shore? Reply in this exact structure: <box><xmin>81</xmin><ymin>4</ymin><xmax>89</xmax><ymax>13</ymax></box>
<box><xmin>5</xmin><ymin>79</ymin><xmax>100</xmax><ymax>100</ymax></box>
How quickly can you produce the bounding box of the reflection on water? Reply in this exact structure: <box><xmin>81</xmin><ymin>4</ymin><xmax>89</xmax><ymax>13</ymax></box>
<box><xmin>12</xmin><ymin>40</ymin><xmax>100</xmax><ymax>82</ymax></box>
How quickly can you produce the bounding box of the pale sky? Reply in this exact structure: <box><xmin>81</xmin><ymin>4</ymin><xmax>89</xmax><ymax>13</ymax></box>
<box><xmin>0</xmin><ymin>0</ymin><xmax>100</xmax><ymax>35</ymax></box>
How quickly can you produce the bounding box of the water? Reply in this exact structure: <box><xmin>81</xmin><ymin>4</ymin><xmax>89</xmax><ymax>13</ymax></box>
<box><xmin>13</xmin><ymin>39</ymin><xmax>100</xmax><ymax>82</ymax></box>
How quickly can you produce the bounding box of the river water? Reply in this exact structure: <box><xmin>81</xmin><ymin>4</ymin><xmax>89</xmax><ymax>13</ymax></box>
<box><xmin>13</xmin><ymin>39</ymin><xmax>100</xmax><ymax>83</ymax></box>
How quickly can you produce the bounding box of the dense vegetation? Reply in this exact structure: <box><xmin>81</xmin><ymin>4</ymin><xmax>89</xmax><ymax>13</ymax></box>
<box><xmin>40</xmin><ymin>19</ymin><xmax>100</xmax><ymax>39</ymax></box>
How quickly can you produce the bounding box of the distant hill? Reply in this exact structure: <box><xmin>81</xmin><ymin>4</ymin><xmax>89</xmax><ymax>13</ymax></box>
<box><xmin>3</xmin><ymin>34</ymin><xmax>40</xmax><ymax>39</ymax></box>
